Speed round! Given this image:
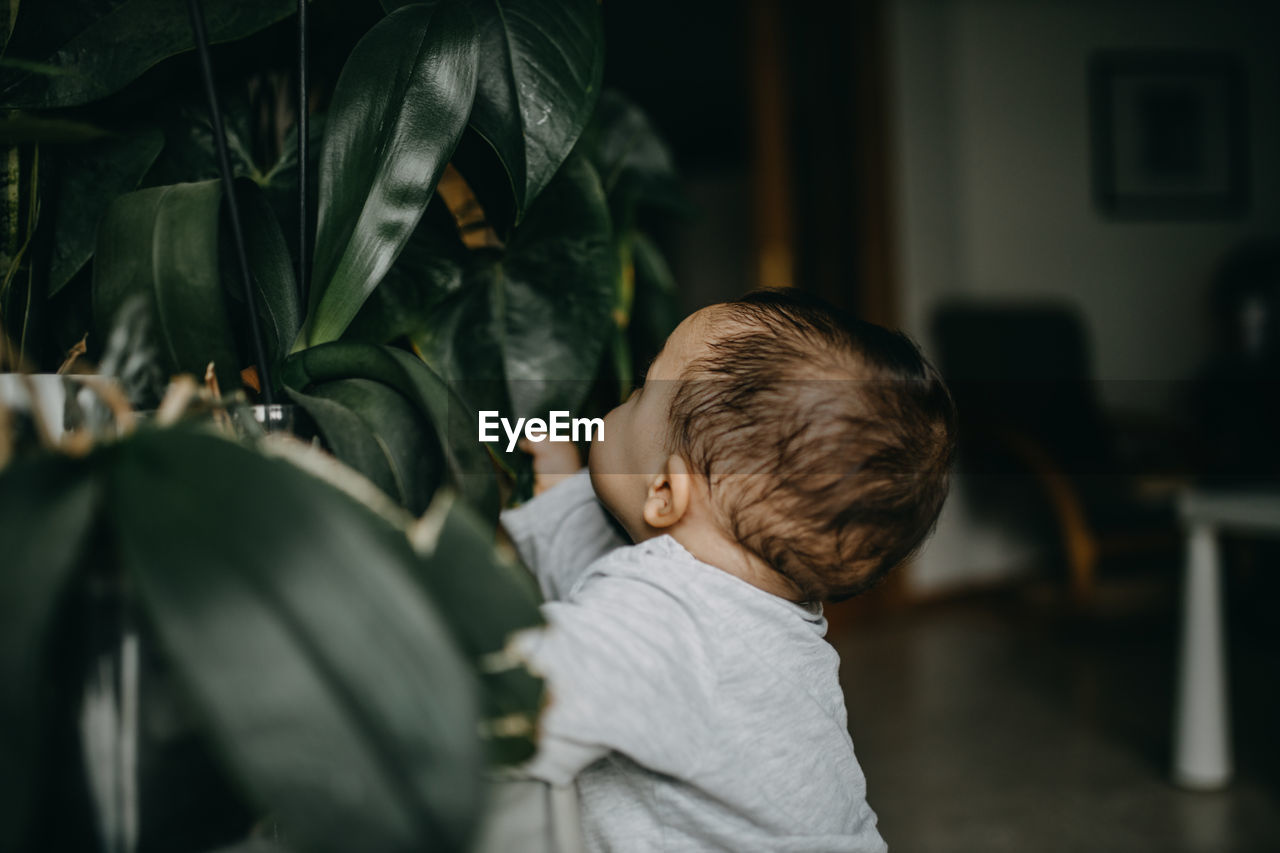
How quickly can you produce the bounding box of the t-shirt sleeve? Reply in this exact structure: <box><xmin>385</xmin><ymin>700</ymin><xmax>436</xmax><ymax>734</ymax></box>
<box><xmin>509</xmin><ymin>567</ymin><xmax>715</xmax><ymax>786</ymax></box>
<box><xmin>499</xmin><ymin>469</ymin><xmax>628</xmax><ymax>601</ymax></box>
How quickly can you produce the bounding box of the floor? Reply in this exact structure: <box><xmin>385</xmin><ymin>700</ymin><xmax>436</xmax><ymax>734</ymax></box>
<box><xmin>832</xmin><ymin>572</ymin><xmax>1280</xmax><ymax>853</ymax></box>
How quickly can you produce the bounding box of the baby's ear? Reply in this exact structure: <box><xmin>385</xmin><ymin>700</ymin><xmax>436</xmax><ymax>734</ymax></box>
<box><xmin>642</xmin><ymin>455</ymin><xmax>692</xmax><ymax>529</ymax></box>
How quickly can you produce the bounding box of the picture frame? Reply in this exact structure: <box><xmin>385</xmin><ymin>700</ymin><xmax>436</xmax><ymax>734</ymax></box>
<box><xmin>1089</xmin><ymin>51</ymin><xmax>1249</xmax><ymax>220</ymax></box>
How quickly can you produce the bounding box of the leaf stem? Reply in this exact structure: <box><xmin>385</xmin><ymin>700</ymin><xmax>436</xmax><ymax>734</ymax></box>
<box><xmin>186</xmin><ymin>0</ymin><xmax>276</xmax><ymax>405</ymax></box>
<box><xmin>297</xmin><ymin>0</ymin><xmax>309</xmax><ymax>318</ymax></box>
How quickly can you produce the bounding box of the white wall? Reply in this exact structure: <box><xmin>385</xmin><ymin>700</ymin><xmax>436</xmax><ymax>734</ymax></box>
<box><xmin>888</xmin><ymin>0</ymin><xmax>1280</xmax><ymax>593</ymax></box>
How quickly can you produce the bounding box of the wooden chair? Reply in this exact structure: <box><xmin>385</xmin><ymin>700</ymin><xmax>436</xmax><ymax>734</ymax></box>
<box><xmin>931</xmin><ymin>301</ymin><xmax>1184</xmax><ymax>606</ymax></box>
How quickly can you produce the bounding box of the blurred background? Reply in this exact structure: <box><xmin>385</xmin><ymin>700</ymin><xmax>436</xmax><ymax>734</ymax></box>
<box><xmin>604</xmin><ymin>0</ymin><xmax>1280</xmax><ymax>850</ymax></box>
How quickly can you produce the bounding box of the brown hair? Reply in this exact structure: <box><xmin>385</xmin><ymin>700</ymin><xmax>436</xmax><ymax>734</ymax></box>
<box><xmin>665</xmin><ymin>289</ymin><xmax>957</xmax><ymax>601</ymax></box>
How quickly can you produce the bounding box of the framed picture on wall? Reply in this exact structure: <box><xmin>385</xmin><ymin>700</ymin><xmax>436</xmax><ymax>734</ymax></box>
<box><xmin>1089</xmin><ymin>51</ymin><xmax>1249</xmax><ymax>219</ymax></box>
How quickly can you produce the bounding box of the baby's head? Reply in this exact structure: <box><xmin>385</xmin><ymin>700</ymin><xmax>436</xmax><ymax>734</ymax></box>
<box><xmin>589</xmin><ymin>288</ymin><xmax>956</xmax><ymax>602</ymax></box>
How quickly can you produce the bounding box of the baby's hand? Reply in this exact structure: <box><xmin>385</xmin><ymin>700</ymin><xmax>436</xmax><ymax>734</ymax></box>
<box><xmin>519</xmin><ymin>438</ymin><xmax>583</xmax><ymax>495</ymax></box>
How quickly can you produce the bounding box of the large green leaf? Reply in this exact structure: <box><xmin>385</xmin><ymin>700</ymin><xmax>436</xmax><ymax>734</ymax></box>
<box><xmin>581</xmin><ymin>89</ymin><xmax>689</xmax><ymax>224</ymax></box>
<box><xmin>49</xmin><ymin>127</ymin><xmax>164</xmax><ymax>296</ymax></box>
<box><xmin>282</xmin><ymin>342</ymin><xmax>500</xmax><ymax>522</ymax></box>
<box><xmin>146</xmin><ymin>93</ymin><xmax>326</xmax><ymax>271</ymax></box>
<box><xmin>304</xmin><ymin>3</ymin><xmax>479</xmax><ymax>348</ymax></box>
<box><xmin>0</xmin><ymin>0</ymin><xmax>294</xmax><ymax>109</ymax></box>
<box><xmin>288</xmin><ymin>377</ymin><xmax>444</xmax><ymax>516</ymax></box>
<box><xmin>413</xmin><ymin>153</ymin><xmax>616</xmax><ymax>424</ymax></box>
<box><xmin>93</xmin><ymin>180</ymin><xmax>241</xmax><ymax>389</ymax></box>
<box><xmin>0</xmin><ymin>454</ymin><xmax>101</xmax><ymax>853</ymax></box>
<box><xmin>284</xmin><ymin>383</ymin><xmax>402</xmax><ymax>504</ymax></box>
<box><xmin>344</xmin><ymin>199</ymin><xmax>468</xmax><ymax>346</ymax></box>
<box><xmin>112</xmin><ymin>428</ymin><xmax>484</xmax><ymax>853</ymax></box>
<box><xmin>469</xmin><ymin>0</ymin><xmax>604</xmax><ymax>220</ymax></box>
<box><xmin>384</xmin><ymin>0</ymin><xmax>604</xmax><ymax>221</ymax></box>
<box><xmin>409</xmin><ymin>490</ymin><xmax>544</xmax><ymax>764</ymax></box>
<box><xmin>92</xmin><ymin>178</ymin><xmax>299</xmax><ymax>390</ymax></box>
<box><xmin>225</xmin><ymin>182</ymin><xmax>302</xmax><ymax>372</ymax></box>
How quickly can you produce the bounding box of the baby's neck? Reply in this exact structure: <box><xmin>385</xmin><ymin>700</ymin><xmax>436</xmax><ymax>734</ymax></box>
<box><xmin>662</xmin><ymin>522</ymin><xmax>804</xmax><ymax>602</ymax></box>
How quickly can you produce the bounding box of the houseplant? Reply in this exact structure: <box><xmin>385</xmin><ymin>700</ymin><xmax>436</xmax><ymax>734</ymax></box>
<box><xmin>0</xmin><ymin>0</ymin><xmax>685</xmax><ymax>513</ymax></box>
<box><xmin>0</xmin><ymin>373</ymin><xmax>545</xmax><ymax>852</ymax></box>
<box><xmin>1</xmin><ymin>0</ymin><xmax>686</xmax><ymax>850</ymax></box>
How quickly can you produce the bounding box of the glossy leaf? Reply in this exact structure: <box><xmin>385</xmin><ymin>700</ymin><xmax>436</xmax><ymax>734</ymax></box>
<box><xmin>92</xmin><ymin>178</ymin><xmax>298</xmax><ymax>389</ymax></box>
<box><xmin>345</xmin><ymin>199</ymin><xmax>468</xmax><ymax>345</ymax></box>
<box><xmin>412</xmin><ymin>153</ymin><xmax>615</xmax><ymax>424</ymax></box>
<box><xmin>288</xmin><ymin>377</ymin><xmax>445</xmax><ymax>516</ymax></box>
<box><xmin>112</xmin><ymin>428</ymin><xmax>484</xmax><ymax>853</ymax></box>
<box><xmin>48</xmin><ymin>127</ymin><xmax>164</xmax><ymax>295</ymax></box>
<box><xmin>305</xmin><ymin>3</ymin><xmax>479</xmax><ymax>347</ymax></box>
<box><xmin>428</xmin><ymin>0</ymin><xmax>604</xmax><ymax>221</ymax></box>
<box><xmin>284</xmin><ymin>384</ymin><xmax>402</xmax><ymax>504</ymax></box>
<box><xmin>0</xmin><ymin>0</ymin><xmax>294</xmax><ymax>109</ymax></box>
<box><xmin>381</xmin><ymin>0</ymin><xmax>604</xmax><ymax>221</ymax></box>
<box><xmin>0</xmin><ymin>455</ymin><xmax>101</xmax><ymax>853</ymax></box>
<box><xmin>282</xmin><ymin>342</ymin><xmax>500</xmax><ymax>522</ymax></box>
<box><xmin>92</xmin><ymin>180</ymin><xmax>242</xmax><ymax>390</ymax></box>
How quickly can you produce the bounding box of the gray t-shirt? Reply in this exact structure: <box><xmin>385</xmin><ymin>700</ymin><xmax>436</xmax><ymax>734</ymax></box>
<box><xmin>501</xmin><ymin>471</ymin><xmax>887</xmax><ymax>853</ymax></box>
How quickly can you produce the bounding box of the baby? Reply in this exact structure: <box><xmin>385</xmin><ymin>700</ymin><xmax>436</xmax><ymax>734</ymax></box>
<box><xmin>501</xmin><ymin>288</ymin><xmax>956</xmax><ymax>852</ymax></box>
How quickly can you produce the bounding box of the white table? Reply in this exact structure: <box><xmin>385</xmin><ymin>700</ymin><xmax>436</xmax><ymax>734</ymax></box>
<box><xmin>1173</xmin><ymin>487</ymin><xmax>1280</xmax><ymax>789</ymax></box>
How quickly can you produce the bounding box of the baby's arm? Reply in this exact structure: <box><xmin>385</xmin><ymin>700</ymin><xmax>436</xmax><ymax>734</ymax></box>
<box><xmin>511</xmin><ymin>570</ymin><xmax>714</xmax><ymax>784</ymax></box>
<box><xmin>500</xmin><ymin>442</ymin><xmax>627</xmax><ymax>601</ymax></box>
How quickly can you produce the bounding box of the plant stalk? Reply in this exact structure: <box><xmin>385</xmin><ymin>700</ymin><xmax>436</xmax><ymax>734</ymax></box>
<box><xmin>297</xmin><ymin>0</ymin><xmax>309</xmax><ymax>315</ymax></box>
<box><xmin>185</xmin><ymin>0</ymin><xmax>276</xmax><ymax>405</ymax></box>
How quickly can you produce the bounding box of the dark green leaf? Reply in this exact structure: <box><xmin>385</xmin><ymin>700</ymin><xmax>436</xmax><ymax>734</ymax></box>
<box><xmin>464</xmin><ymin>0</ymin><xmax>604</xmax><ymax>220</ymax></box>
<box><xmin>112</xmin><ymin>428</ymin><xmax>484</xmax><ymax>853</ymax></box>
<box><xmin>0</xmin><ymin>0</ymin><xmax>294</xmax><ymax>109</ymax></box>
<box><xmin>92</xmin><ymin>179</ymin><xmax>242</xmax><ymax>390</ymax></box>
<box><xmin>381</xmin><ymin>0</ymin><xmax>605</xmax><ymax>220</ymax></box>
<box><xmin>146</xmin><ymin>93</ymin><xmax>325</xmax><ymax>274</ymax></box>
<box><xmin>0</xmin><ymin>111</ymin><xmax>109</xmax><ymax>143</ymax></box>
<box><xmin>282</xmin><ymin>342</ymin><xmax>500</xmax><ymax>522</ymax></box>
<box><xmin>284</xmin><ymin>384</ymin><xmax>402</xmax><ymax>503</ymax></box>
<box><xmin>291</xmin><ymin>378</ymin><xmax>445</xmax><ymax>515</ymax></box>
<box><xmin>305</xmin><ymin>3</ymin><xmax>479</xmax><ymax>347</ymax></box>
<box><xmin>409</xmin><ymin>490</ymin><xmax>544</xmax><ymax>763</ymax></box>
<box><xmin>0</xmin><ymin>454</ymin><xmax>100</xmax><ymax>853</ymax></box>
<box><xmin>49</xmin><ymin>127</ymin><xmax>164</xmax><ymax>296</ymax></box>
<box><xmin>227</xmin><ymin>179</ymin><xmax>301</xmax><ymax>369</ymax></box>
<box><xmin>413</xmin><ymin>153</ymin><xmax>615</xmax><ymax>423</ymax></box>
<box><xmin>0</xmin><ymin>0</ymin><xmax>18</xmax><ymax>57</ymax></box>
<box><xmin>92</xmin><ymin>178</ymin><xmax>298</xmax><ymax>388</ymax></box>
<box><xmin>581</xmin><ymin>90</ymin><xmax>687</xmax><ymax>218</ymax></box>
<box><xmin>345</xmin><ymin>200</ymin><xmax>468</xmax><ymax>345</ymax></box>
